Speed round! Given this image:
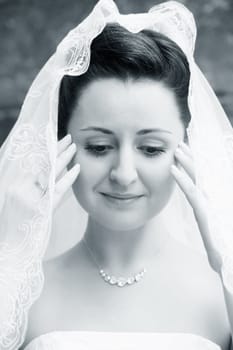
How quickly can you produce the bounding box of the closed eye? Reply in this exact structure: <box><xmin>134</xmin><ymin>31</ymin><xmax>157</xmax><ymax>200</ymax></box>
<box><xmin>84</xmin><ymin>144</ymin><xmax>166</xmax><ymax>158</ymax></box>
<box><xmin>84</xmin><ymin>144</ymin><xmax>113</xmax><ymax>157</ymax></box>
<box><xmin>139</xmin><ymin>146</ymin><xmax>165</xmax><ymax>158</ymax></box>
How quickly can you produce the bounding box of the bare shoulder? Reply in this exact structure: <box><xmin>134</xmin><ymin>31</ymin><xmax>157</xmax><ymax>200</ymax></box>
<box><xmin>173</xmin><ymin>239</ymin><xmax>225</xmax><ymax>305</ymax></box>
<box><xmin>170</xmin><ymin>239</ymin><xmax>221</xmax><ymax>284</ymax></box>
<box><xmin>170</xmin><ymin>239</ymin><xmax>231</xmax><ymax>348</ymax></box>
<box><xmin>23</xmin><ymin>244</ymin><xmax>83</xmax><ymax>346</ymax></box>
<box><xmin>31</xmin><ymin>242</ymin><xmax>83</xmax><ymax>303</ymax></box>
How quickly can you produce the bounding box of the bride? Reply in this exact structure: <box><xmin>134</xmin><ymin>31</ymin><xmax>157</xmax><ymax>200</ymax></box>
<box><xmin>1</xmin><ymin>1</ymin><xmax>233</xmax><ymax>349</ymax></box>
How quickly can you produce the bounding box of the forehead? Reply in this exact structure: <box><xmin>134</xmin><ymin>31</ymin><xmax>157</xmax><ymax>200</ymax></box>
<box><xmin>71</xmin><ymin>78</ymin><xmax>182</xmax><ymax>133</ymax></box>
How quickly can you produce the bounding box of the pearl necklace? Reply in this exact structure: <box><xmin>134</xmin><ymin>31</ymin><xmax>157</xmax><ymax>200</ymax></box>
<box><xmin>83</xmin><ymin>238</ymin><xmax>147</xmax><ymax>287</ymax></box>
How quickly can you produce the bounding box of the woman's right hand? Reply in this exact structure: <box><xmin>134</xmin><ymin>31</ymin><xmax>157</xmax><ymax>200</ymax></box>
<box><xmin>0</xmin><ymin>134</ymin><xmax>80</xmax><ymax>236</ymax></box>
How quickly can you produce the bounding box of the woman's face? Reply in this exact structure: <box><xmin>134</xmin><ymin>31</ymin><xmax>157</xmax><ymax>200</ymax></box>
<box><xmin>68</xmin><ymin>78</ymin><xmax>185</xmax><ymax>230</ymax></box>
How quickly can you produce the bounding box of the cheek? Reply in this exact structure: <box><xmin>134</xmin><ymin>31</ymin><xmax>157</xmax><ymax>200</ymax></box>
<box><xmin>71</xmin><ymin>151</ymin><xmax>176</xmax><ymax>221</ymax></box>
<box><xmin>71</xmin><ymin>150</ymin><xmax>107</xmax><ymax>182</ymax></box>
<box><xmin>71</xmin><ymin>154</ymin><xmax>108</xmax><ymax>209</ymax></box>
<box><xmin>145</xmin><ymin>155</ymin><xmax>175</xmax><ymax>211</ymax></box>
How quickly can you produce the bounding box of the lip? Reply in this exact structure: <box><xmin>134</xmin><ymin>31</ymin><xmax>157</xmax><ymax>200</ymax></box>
<box><xmin>101</xmin><ymin>192</ymin><xmax>143</xmax><ymax>199</ymax></box>
<box><xmin>100</xmin><ymin>192</ymin><xmax>143</xmax><ymax>207</ymax></box>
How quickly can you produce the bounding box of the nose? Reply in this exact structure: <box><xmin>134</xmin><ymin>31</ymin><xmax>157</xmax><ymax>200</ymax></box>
<box><xmin>109</xmin><ymin>146</ymin><xmax>138</xmax><ymax>187</ymax></box>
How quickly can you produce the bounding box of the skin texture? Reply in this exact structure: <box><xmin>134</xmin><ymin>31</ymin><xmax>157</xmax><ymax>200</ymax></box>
<box><xmin>68</xmin><ymin>78</ymin><xmax>184</xmax><ymax>231</ymax></box>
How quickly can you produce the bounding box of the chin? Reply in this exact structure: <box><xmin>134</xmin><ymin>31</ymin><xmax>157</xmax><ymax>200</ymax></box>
<box><xmin>74</xmin><ymin>190</ymin><xmax>168</xmax><ymax>230</ymax></box>
<box><xmin>91</xmin><ymin>202</ymin><xmax>156</xmax><ymax>229</ymax></box>
<box><xmin>95</xmin><ymin>214</ymin><xmax>147</xmax><ymax>231</ymax></box>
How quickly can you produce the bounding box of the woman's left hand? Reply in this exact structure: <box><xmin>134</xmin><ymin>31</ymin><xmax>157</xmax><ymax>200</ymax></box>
<box><xmin>171</xmin><ymin>141</ymin><xmax>223</xmax><ymax>274</ymax></box>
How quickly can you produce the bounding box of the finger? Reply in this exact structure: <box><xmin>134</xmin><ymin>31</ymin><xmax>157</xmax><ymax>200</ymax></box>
<box><xmin>178</xmin><ymin>141</ymin><xmax>193</xmax><ymax>159</ymax></box>
<box><xmin>53</xmin><ymin>163</ymin><xmax>80</xmax><ymax>210</ymax></box>
<box><xmin>57</xmin><ymin>134</ymin><xmax>72</xmax><ymax>156</ymax></box>
<box><xmin>171</xmin><ymin>164</ymin><xmax>197</xmax><ymax>205</ymax></box>
<box><xmin>171</xmin><ymin>164</ymin><xmax>217</xmax><ymax>257</ymax></box>
<box><xmin>35</xmin><ymin>170</ymin><xmax>48</xmax><ymax>195</ymax></box>
<box><xmin>170</xmin><ymin>164</ymin><xmax>207</xmax><ymax>217</ymax></box>
<box><xmin>56</xmin><ymin>143</ymin><xmax>77</xmax><ymax>179</ymax></box>
<box><xmin>174</xmin><ymin>147</ymin><xmax>196</xmax><ymax>183</ymax></box>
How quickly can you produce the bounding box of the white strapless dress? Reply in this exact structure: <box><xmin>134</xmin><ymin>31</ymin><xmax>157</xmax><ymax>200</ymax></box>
<box><xmin>24</xmin><ymin>331</ymin><xmax>221</xmax><ymax>350</ymax></box>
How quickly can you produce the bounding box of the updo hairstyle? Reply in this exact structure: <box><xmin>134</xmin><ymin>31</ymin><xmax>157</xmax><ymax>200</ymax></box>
<box><xmin>58</xmin><ymin>23</ymin><xmax>191</xmax><ymax>140</ymax></box>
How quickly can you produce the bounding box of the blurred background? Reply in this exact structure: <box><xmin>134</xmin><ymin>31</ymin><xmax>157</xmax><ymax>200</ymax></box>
<box><xmin>0</xmin><ymin>0</ymin><xmax>233</xmax><ymax>146</ymax></box>
<box><xmin>1</xmin><ymin>0</ymin><xmax>232</xmax><ymax>258</ymax></box>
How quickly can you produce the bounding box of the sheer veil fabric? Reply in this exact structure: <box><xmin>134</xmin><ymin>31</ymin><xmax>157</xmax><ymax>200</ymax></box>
<box><xmin>0</xmin><ymin>1</ymin><xmax>233</xmax><ymax>349</ymax></box>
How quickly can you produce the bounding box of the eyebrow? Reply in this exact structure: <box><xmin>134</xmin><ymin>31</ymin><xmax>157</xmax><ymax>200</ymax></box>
<box><xmin>79</xmin><ymin>127</ymin><xmax>172</xmax><ymax>135</ymax></box>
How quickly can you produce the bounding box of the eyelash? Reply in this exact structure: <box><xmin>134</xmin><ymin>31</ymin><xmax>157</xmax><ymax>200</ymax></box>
<box><xmin>84</xmin><ymin>144</ymin><xmax>165</xmax><ymax>158</ymax></box>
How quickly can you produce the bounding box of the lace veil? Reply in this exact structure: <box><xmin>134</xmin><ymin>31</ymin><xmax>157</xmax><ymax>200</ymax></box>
<box><xmin>0</xmin><ymin>1</ymin><xmax>233</xmax><ymax>348</ymax></box>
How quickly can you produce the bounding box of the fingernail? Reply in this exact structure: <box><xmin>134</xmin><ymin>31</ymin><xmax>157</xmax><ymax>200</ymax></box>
<box><xmin>66</xmin><ymin>134</ymin><xmax>72</xmax><ymax>142</ymax></box>
<box><xmin>178</xmin><ymin>141</ymin><xmax>187</xmax><ymax>148</ymax></box>
<box><xmin>73</xmin><ymin>163</ymin><xmax>80</xmax><ymax>171</ymax></box>
<box><xmin>171</xmin><ymin>164</ymin><xmax>178</xmax><ymax>173</ymax></box>
<box><xmin>70</xmin><ymin>143</ymin><xmax>77</xmax><ymax>151</ymax></box>
<box><xmin>175</xmin><ymin>148</ymin><xmax>183</xmax><ymax>156</ymax></box>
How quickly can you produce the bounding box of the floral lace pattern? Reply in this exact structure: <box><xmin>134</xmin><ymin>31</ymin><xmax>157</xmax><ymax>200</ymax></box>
<box><xmin>0</xmin><ymin>123</ymin><xmax>53</xmax><ymax>349</ymax></box>
<box><xmin>54</xmin><ymin>0</ymin><xmax>196</xmax><ymax>77</ymax></box>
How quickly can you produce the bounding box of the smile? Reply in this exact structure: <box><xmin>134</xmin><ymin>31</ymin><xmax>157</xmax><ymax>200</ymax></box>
<box><xmin>100</xmin><ymin>193</ymin><xmax>143</xmax><ymax>206</ymax></box>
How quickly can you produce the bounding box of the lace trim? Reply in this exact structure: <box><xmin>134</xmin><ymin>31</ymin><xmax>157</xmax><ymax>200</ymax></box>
<box><xmin>0</xmin><ymin>123</ymin><xmax>53</xmax><ymax>349</ymax></box>
<box><xmin>54</xmin><ymin>0</ymin><xmax>196</xmax><ymax>76</ymax></box>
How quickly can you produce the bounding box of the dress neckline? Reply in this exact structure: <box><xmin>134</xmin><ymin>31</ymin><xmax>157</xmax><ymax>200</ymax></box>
<box><xmin>25</xmin><ymin>330</ymin><xmax>221</xmax><ymax>349</ymax></box>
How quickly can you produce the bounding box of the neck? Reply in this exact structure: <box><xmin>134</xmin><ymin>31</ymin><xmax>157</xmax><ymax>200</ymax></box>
<box><xmin>82</xmin><ymin>215</ymin><xmax>170</xmax><ymax>276</ymax></box>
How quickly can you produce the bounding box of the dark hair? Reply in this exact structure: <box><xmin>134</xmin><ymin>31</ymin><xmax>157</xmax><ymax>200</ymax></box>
<box><xmin>58</xmin><ymin>23</ymin><xmax>191</xmax><ymax>140</ymax></box>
